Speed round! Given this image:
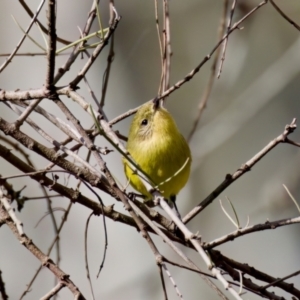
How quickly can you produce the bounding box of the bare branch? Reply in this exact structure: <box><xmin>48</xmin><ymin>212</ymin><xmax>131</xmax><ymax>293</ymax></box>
<box><xmin>183</xmin><ymin>119</ymin><xmax>298</xmax><ymax>224</ymax></box>
<box><xmin>40</xmin><ymin>282</ymin><xmax>64</xmax><ymax>300</ymax></box>
<box><xmin>270</xmin><ymin>0</ymin><xmax>300</xmax><ymax>31</ymax></box>
<box><xmin>205</xmin><ymin>216</ymin><xmax>300</xmax><ymax>249</ymax></box>
<box><xmin>211</xmin><ymin>251</ymin><xmax>300</xmax><ymax>299</ymax></box>
<box><xmin>0</xmin><ymin>188</ymin><xmax>24</xmax><ymax>236</ymax></box>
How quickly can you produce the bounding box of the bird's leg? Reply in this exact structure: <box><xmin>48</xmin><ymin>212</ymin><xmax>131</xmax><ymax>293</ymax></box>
<box><xmin>170</xmin><ymin>195</ymin><xmax>182</xmax><ymax>220</ymax></box>
<box><xmin>169</xmin><ymin>195</ymin><xmax>186</xmax><ymax>238</ymax></box>
<box><xmin>127</xmin><ymin>192</ymin><xmax>144</xmax><ymax>201</ymax></box>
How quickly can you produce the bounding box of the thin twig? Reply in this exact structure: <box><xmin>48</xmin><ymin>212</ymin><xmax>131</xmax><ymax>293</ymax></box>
<box><xmin>45</xmin><ymin>0</ymin><xmax>57</xmax><ymax>89</ymax></box>
<box><xmin>18</xmin><ymin>0</ymin><xmax>71</xmax><ymax>44</ymax></box>
<box><xmin>69</xmin><ymin>13</ymin><xmax>120</xmax><ymax>88</ymax></box>
<box><xmin>162</xmin><ymin>0</ymin><xmax>172</xmax><ymax>92</ymax></box>
<box><xmin>99</xmin><ymin>3</ymin><xmax>116</xmax><ymax>108</ymax></box>
<box><xmin>283</xmin><ymin>184</ymin><xmax>300</xmax><ymax>213</ymax></box>
<box><xmin>79</xmin><ymin>180</ymin><xmax>107</xmax><ymax>278</ymax></box>
<box><xmin>270</xmin><ymin>0</ymin><xmax>300</xmax><ymax>31</ymax></box>
<box><xmin>154</xmin><ymin>0</ymin><xmax>164</xmax><ymax>96</ymax></box>
<box><xmin>40</xmin><ymin>282</ymin><xmax>64</xmax><ymax>300</ymax></box>
<box><xmin>217</xmin><ymin>0</ymin><xmax>237</xmax><ymax>78</ymax></box>
<box><xmin>83</xmin><ymin>75</ymin><xmax>109</xmax><ymax>121</ymax></box>
<box><xmin>157</xmin><ymin>265</ymin><xmax>168</xmax><ymax>300</ymax></box>
<box><xmin>14</xmin><ymin>99</ymin><xmax>42</xmax><ymax>128</ymax></box>
<box><xmin>161</xmin><ymin>263</ymin><xmax>183</xmax><ymax>299</ymax></box>
<box><xmin>0</xmin><ymin>0</ymin><xmax>46</xmax><ymax>73</ymax></box>
<box><xmin>188</xmin><ymin>0</ymin><xmax>229</xmax><ymax>142</ymax></box>
<box><xmin>53</xmin><ymin>1</ymin><xmax>101</xmax><ymax>84</ymax></box>
<box><xmin>260</xmin><ymin>269</ymin><xmax>300</xmax><ymax>291</ymax></box>
<box><xmin>84</xmin><ymin>213</ymin><xmax>96</xmax><ymax>300</ymax></box>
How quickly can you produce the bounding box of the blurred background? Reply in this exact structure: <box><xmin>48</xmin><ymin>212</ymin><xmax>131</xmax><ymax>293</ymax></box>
<box><xmin>0</xmin><ymin>0</ymin><xmax>300</xmax><ymax>299</ymax></box>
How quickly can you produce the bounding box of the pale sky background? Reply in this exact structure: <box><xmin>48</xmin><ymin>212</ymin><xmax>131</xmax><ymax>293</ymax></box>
<box><xmin>0</xmin><ymin>1</ymin><xmax>300</xmax><ymax>299</ymax></box>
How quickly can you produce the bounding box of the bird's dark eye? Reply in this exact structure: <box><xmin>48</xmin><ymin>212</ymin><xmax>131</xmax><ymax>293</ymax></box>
<box><xmin>141</xmin><ymin>119</ymin><xmax>148</xmax><ymax>126</ymax></box>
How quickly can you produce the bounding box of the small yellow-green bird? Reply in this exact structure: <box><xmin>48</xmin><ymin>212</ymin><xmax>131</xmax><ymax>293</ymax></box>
<box><xmin>123</xmin><ymin>98</ymin><xmax>191</xmax><ymax>211</ymax></box>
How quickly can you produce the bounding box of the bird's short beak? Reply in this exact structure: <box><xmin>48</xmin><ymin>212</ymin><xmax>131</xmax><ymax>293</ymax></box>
<box><xmin>152</xmin><ymin>97</ymin><xmax>160</xmax><ymax>111</ymax></box>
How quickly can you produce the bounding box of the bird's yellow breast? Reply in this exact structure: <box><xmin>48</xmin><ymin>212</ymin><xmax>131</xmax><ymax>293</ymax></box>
<box><xmin>123</xmin><ymin>102</ymin><xmax>191</xmax><ymax>201</ymax></box>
